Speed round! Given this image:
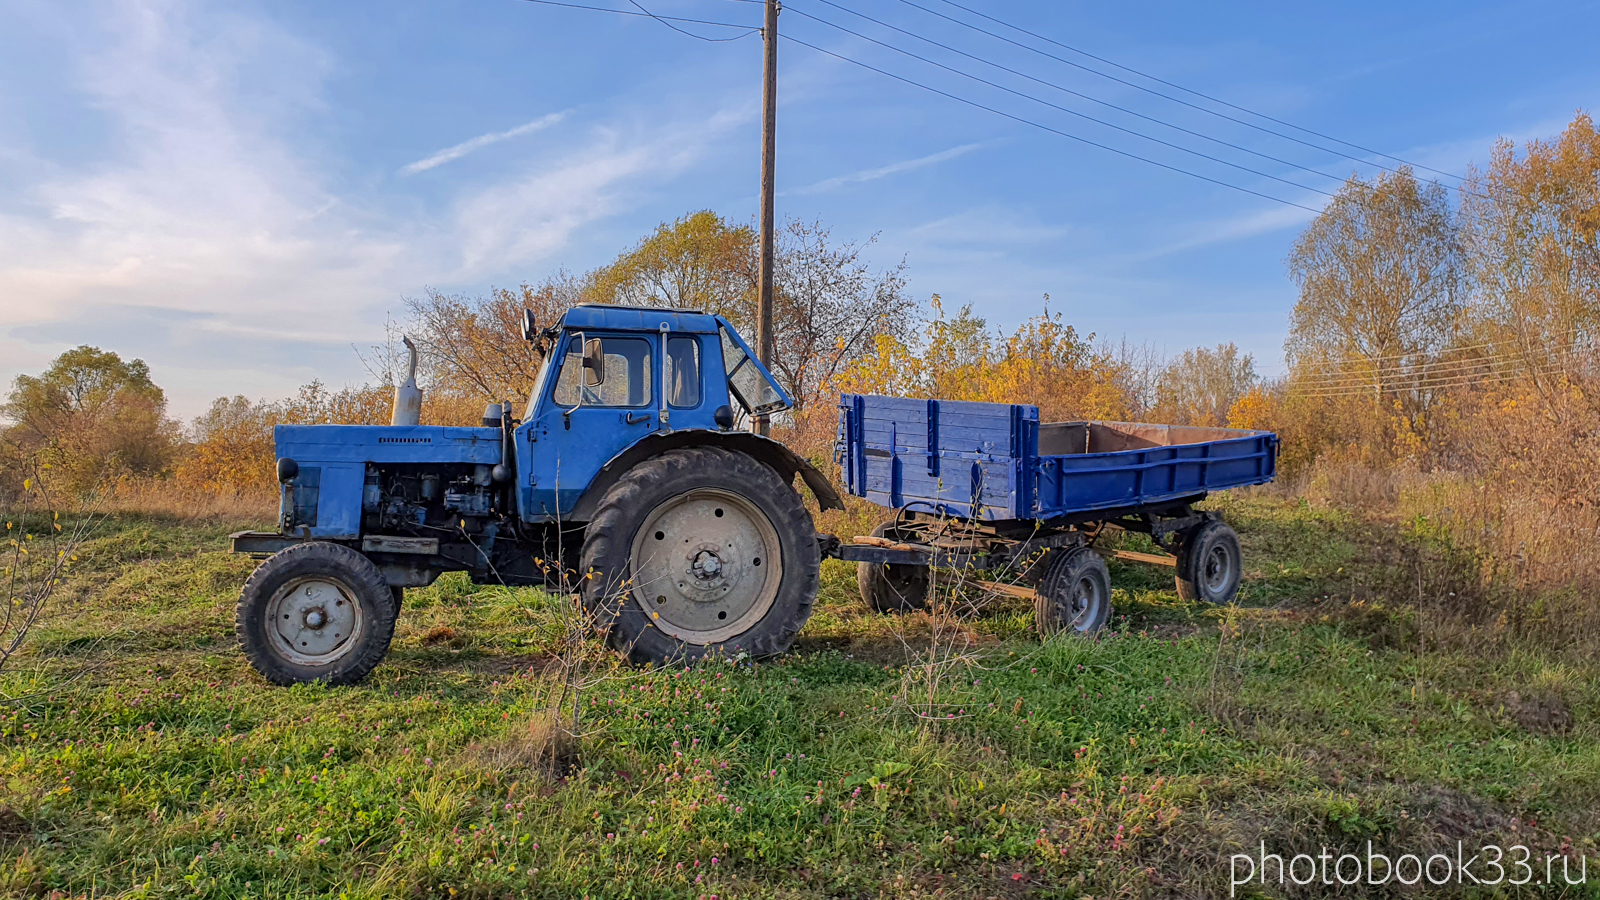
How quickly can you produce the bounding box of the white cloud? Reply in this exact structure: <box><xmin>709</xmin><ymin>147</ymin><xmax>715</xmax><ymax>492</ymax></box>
<box><xmin>400</xmin><ymin>111</ymin><xmax>571</xmax><ymax>175</ymax></box>
<box><xmin>788</xmin><ymin>141</ymin><xmax>992</xmax><ymax>195</ymax></box>
<box><xmin>450</xmin><ymin>104</ymin><xmax>752</xmax><ymax>275</ymax></box>
<box><xmin>1129</xmin><ymin>204</ymin><xmax>1317</xmax><ymax>261</ymax></box>
<box><xmin>0</xmin><ymin>0</ymin><xmax>749</xmax><ymax>418</ymax></box>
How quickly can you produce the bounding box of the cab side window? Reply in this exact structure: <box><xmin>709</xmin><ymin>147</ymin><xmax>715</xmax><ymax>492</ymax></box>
<box><xmin>552</xmin><ymin>336</ymin><xmax>653</xmax><ymax>408</ymax></box>
<box><xmin>665</xmin><ymin>336</ymin><xmax>700</xmax><ymax>408</ymax></box>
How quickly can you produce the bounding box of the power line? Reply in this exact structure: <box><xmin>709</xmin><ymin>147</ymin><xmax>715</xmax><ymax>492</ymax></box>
<box><xmin>787</xmin><ymin>3</ymin><xmax>1339</xmax><ymax>202</ymax></box>
<box><xmin>799</xmin><ymin>0</ymin><xmax>1354</xmax><ymax>191</ymax></box>
<box><xmin>1291</xmin><ymin>359</ymin><xmax>1586</xmax><ymax>398</ymax></box>
<box><xmin>1288</xmin><ymin>326</ymin><xmax>1590</xmax><ymax>375</ymax></box>
<box><xmin>517</xmin><ymin>0</ymin><xmax>756</xmax><ymax>33</ymax></box>
<box><xmin>888</xmin><ymin>0</ymin><xmax>1463</xmax><ymax>184</ymax></box>
<box><xmin>1288</xmin><ymin>351</ymin><xmax>1578</xmax><ymax>390</ymax></box>
<box><xmin>1284</xmin><ymin>340</ymin><xmax>1595</xmax><ymax>394</ymax></box>
<box><xmin>782</xmin><ymin>33</ymin><xmax>1321</xmax><ymax>211</ymax></box>
<box><xmin>625</xmin><ymin>0</ymin><xmax>758</xmax><ymax>40</ymax></box>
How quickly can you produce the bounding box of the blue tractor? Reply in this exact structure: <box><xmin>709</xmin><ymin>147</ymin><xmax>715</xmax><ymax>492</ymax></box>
<box><xmin>233</xmin><ymin>304</ymin><xmax>1277</xmax><ymax>686</ymax></box>
<box><xmin>233</xmin><ymin>305</ymin><xmax>842</xmax><ymax>685</ymax></box>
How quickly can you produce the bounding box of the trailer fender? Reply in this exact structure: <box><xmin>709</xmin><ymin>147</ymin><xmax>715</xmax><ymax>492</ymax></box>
<box><xmin>569</xmin><ymin>429</ymin><xmax>844</xmax><ymax>522</ymax></box>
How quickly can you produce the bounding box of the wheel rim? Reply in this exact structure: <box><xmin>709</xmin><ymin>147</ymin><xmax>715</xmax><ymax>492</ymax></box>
<box><xmin>266</xmin><ymin>577</ymin><xmax>364</xmax><ymax>667</ymax></box>
<box><xmin>628</xmin><ymin>488</ymin><xmax>782</xmax><ymax>644</ymax></box>
<box><xmin>1067</xmin><ymin>572</ymin><xmax>1103</xmax><ymax>632</ymax></box>
<box><xmin>1202</xmin><ymin>543</ymin><xmax>1234</xmax><ymax>595</ymax></box>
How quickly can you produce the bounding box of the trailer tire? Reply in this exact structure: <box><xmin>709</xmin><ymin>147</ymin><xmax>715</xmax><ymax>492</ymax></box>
<box><xmin>1174</xmin><ymin>520</ymin><xmax>1241</xmax><ymax>604</ymax></box>
<box><xmin>1034</xmin><ymin>546</ymin><xmax>1111</xmax><ymax>637</ymax></box>
<box><xmin>857</xmin><ymin>523</ymin><xmax>931</xmax><ymax>613</ymax></box>
<box><xmin>581</xmin><ymin>447</ymin><xmax>820</xmax><ymax>666</ymax></box>
<box><xmin>236</xmin><ymin>541</ymin><xmax>398</xmax><ymax>686</ymax></box>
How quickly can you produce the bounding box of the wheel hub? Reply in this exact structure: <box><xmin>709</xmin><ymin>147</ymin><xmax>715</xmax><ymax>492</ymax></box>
<box><xmin>629</xmin><ymin>489</ymin><xmax>780</xmax><ymax>644</ymax></box>
<box><xmin>266</xmin><ymin>578</ymin><xmax>362</xmax><ymax>666</ymax></box>
<box><xmin>690</xmin><ymin>547</ymin><xmax>724</xmax><ymax>582</ymax></box>
<box><xmin>1203</xmin><ymin>545</ymin><xmax>1232</xmax><ymax>592</ymax></box>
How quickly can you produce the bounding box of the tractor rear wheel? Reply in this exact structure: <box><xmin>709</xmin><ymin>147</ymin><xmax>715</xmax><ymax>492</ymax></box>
<box><xmin>1034</xmin><ymin>546</ymin><xmax>1111</xmax><ymax>638</ymax></box>
<box><xmin>236</xmin><ymin>541</ymin><xmax>398</xmax><ymax>686</ymax></box>
<box><xmin>857</xmin><ymin>523</ymin><xmax>931</xmax><ymax>613</ymax></box>
<box><xmin>581</xmin><ymin>447</ymin><xmax>820</xmax><ymax>666</ymax></box>
<box><xmin>1174</xmin><ymin>520</ymin><xmax>1241</xmax><ymax>604</ymax></box>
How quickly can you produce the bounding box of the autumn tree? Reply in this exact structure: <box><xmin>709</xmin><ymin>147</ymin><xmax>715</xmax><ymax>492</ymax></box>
<box><xmin>1459</xmin><ymin>112</ymin><xmax>1600</xmax><ymax>395</ymax></box>
<box><xmin>1285</xmin><ymin>167</ymin><xmax>1461</xmax><ymax>457</ymax></box>
<box><xmin>178</xmin><ymin>381</ymin><xmax>394</xmax><ymax>496</ymax></box>
<box><xmin>404</xmin><ymin>275</ymin><xmax>583</xmax><ymax>421</ymax></box>
<box><xmin>1</xmin><ymin>346</ymin><xmax>180</xmax><ymax>496</ymax></box>
<box><xmin>587</xmin><ymin>211</ymin><xmax>919</xmax><ymax>412</ymax></box>
<box><xmin>837</xmin><ymin>300</ymin><xmax>1131</xmax><ymax>423</ymax></box>
<box><xmin>587</xmin><ymin>211</ymin><xmax>756</xmax><ymax>315</ymax></box>
<box><xmin>1152</xmin><ymin>343</ymin><xmax>1258</xmax><ymax>426</ymax></box>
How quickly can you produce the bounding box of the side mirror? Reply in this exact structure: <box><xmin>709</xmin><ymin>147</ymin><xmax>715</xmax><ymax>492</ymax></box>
<box><xmin>581</xmin><ymin>337</ymin><xmax>604</xmax><ymax>387</ymax></box>
<box><xmin>521</xmin><ymin>309</ymin><xmax>538</xmax><ymax>342</ymax></box>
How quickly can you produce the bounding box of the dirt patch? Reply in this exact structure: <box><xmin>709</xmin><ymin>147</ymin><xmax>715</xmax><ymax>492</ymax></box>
<box><xmin>0</xmin><ymin>807</ymin><xmax>30</xmax><ymax>845</ymax></box>
<box><xmin>1406</xmin><ymin>785</ymin><xmax>1508</xmax><ymax>841</ymax></box>
<box><xmin>1502</xmin><ymin>688</ymin><xmax>1572</xmax><ymax>735</ymax></box>
<box><xmin>420</xmin><ymin>624</ymin><xmax>464</xmax><ymax>648</ymax></box>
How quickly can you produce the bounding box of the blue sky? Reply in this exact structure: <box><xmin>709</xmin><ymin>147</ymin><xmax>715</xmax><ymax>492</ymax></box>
<box><xmin>1</xmin><ymin>0</ymin><xmax>1595</xmax><ymax>419</ymax></box>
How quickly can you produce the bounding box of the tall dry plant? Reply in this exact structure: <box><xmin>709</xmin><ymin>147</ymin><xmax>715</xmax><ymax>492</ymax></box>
<box><xmin>1</xmin><ymin>464</ymin><xmax>103</xmax><ymax>677</ymax></box>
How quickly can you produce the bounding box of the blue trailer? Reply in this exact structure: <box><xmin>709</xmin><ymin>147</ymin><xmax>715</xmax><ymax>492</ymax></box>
<box><xmin>833</xmin><ymin>393</ymin><xmax>1277</xmax><ymax>633</ymax></box>
<box><xmin>229</xmin><ymin>304</ymin><xmax>1276</xmax><ymax>687</ymax></box>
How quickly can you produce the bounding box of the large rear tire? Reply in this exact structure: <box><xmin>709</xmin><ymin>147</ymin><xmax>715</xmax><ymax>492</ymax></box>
<box><xmin>581</xmin><ymin>447</ymin><xmax>820</xmax><ymax>666</ymax></box>
<box><xmin>236</xmin><ymin>541</ymin><xmax>398</xmax><ymax>686</ymax></box>
<box><xmin>1174</xmin><ymin>520</ymin><xmax>1242</xmax><ymax>604</ymax></box>
<box><xmin>857</xmin><ymin>522</ymin><xmax>931</xmax><ymax>613</ymax></box>
<box><xmin>1034</xmin><ymin>546</ymin><xmax>1111</xmax><ymax>638</ymax></box>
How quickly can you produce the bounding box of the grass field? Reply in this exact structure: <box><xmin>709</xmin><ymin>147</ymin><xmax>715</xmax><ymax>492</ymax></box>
<box><xmin>1</xmin><ymin>492</ymin><xmax>1597</xmax><ymax>898</ymax></box>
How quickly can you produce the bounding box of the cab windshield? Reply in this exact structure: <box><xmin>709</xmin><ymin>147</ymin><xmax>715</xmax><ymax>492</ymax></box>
<box><xmin>718</xmin><ymin>322</ymin><xmax>788</xmax><ymax>416</ymax></box>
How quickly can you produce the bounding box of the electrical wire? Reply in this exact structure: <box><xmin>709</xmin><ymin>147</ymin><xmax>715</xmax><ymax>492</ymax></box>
<box><xmin>517</xmin><ymin>0</ymin><xmax>756</xmax><ymax>34</ymax></box>
<box><xmin>798</xmin><ymin>0</ymin><xmax>1353</xmax><ymax>191</ymax></box>
<box><xmin>626</xmin><ymin>0</ymin><xmax>758</xmax><ymax>40</ymax></box>
<box><xmin>1283</xmin><ymin>340</ymin><xmax>1595</xmax><ymax>394</ymax></box>
<box><xmin>781</xmin><ymin>33</ymin><xmax>1321</xmax><ymax>212</ymax></box>
<box><xmin>787</xmin><ymin>5</ymin><xmax>1339</xmax><ymax>201</ymax></box>
<box><xmin>888</xmin><ymin>0</ymin><xmax>1466</xmax><ymax>183</ymax></box>
<box><xmin>1290</xmin><ymin>360</ymin><xmax>1584</xmax><ymax>398</ymax></box>
<box><xmin>1288</xmin><ymin>326</ymin><xmax>1590</xmax><ymax>374</ymax></box>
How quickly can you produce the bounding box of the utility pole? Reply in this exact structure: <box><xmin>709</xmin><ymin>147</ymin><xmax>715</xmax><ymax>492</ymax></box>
<box><xmin>754</xmin><ymin>0</ymin><xmax>779</xmax><ymax>436</ymax></box>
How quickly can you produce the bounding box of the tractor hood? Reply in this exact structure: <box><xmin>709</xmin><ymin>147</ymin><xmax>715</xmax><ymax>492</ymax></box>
<box><xmin>274</xmin><ymin>424</ymin><xmax>503</xmax><ymax>539</ymax></box>
<box><xmin>275</xmin><ymin>424</ymin><xmax>503</xmax><ymax>465</ymax></box>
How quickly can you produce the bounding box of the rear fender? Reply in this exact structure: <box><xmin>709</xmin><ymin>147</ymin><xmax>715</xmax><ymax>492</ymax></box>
<box><xmin>568</xmin><ymin>429</ymin><xmax>844</xmax><ymax>522</ymax></box>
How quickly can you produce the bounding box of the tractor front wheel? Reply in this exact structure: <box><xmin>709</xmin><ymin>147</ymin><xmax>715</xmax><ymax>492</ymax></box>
<box><xmin>236</xmin><ymin>541</ymin><xmax>398</xmax><ymax>686</ymax></box>
<box><xmin>581</xmin><ymin>447</ymin><xmax>820</xmax><ymax>666</ymax></box>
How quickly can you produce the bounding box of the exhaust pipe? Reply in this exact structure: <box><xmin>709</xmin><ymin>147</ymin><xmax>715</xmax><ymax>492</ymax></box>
<box><xmin>392</xmin><ymin>336</ymin><xmax>422</xmax><ymax>426</ymax></box>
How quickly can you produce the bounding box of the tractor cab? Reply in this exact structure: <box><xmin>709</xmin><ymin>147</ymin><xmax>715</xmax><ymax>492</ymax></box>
<box><xmin>513</xmin><ymin>305</ymin><xmax>792</xmax><ymax>521</ymax></box>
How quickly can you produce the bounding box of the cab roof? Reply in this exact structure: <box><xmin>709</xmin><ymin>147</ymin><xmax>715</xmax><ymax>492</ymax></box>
<box><xmin>558</xmin><ymin>304</ymin><xmax>723</xmax><ymax>334</ymax></box>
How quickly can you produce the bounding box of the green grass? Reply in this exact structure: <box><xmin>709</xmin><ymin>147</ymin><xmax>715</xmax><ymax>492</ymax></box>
<box><xmin>1</xmin><ymin>496</ymin><xmax>1597</xmax><ymax>898</ymax></box>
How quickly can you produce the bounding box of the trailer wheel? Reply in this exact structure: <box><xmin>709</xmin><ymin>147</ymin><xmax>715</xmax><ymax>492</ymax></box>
<box><xmin>236</xmin><ymin>541</ymin><xmax>398</xmax><ymax>686</ymax></box>
<box><xmin>1174</xmin><ymin>520</ymin><xmax>1241</xmax><ymax>604</ymax></box>
<box><xmin>581</xmin><ymin>447</ymin><xmax>820</xmax><ymax>666</ymax></box>
<box><xmin>1034</xmin><ymin>546</ymin><xmax>1111</xmax><ymax>637</ymax></box>
<box><xmin>857</xmin><ymin>523</ymin><xmax>931</xmax><ymax>613</ymax></box>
